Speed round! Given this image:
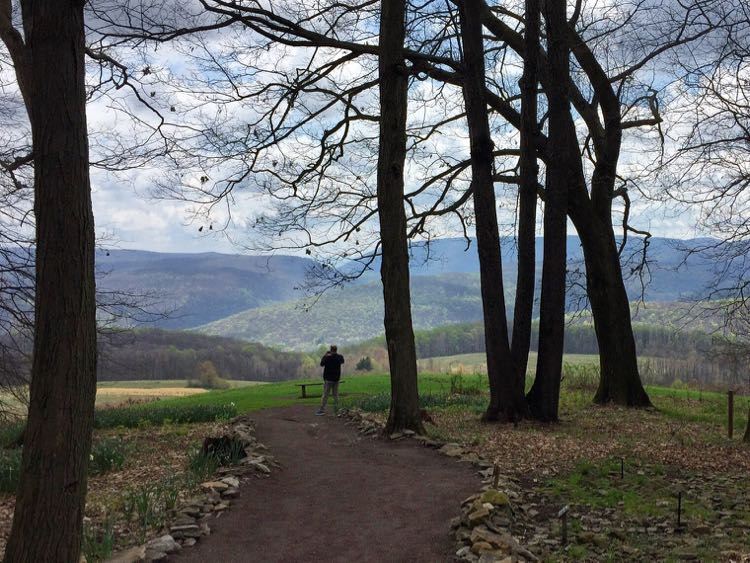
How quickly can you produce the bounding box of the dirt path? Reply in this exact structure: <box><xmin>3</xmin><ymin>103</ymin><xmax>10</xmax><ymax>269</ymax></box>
<box><xmin>170</xmin><ymin>405</ymin><xmax>479</xmax><ymax>563</ymax></box>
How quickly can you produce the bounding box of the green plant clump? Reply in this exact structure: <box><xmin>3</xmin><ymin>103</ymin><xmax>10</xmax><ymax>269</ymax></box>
<box><xmin>89</xmin><ymin>437</ymin><xmax>127</xmax><ymax>475</ymax></box>
<box><xmin>94</xmin><ymin>402</ymin><xmax>238</xmax><ymax>429</ymax></box>
<box><xmin>186</xmin><ymin>447</ymin><xmax>220</xmax><ymax>481</ymax></box>
<box><xmin>81</xmin><ymin>518</ymin><xmax>115</xmax><ymax>563</ymax></box>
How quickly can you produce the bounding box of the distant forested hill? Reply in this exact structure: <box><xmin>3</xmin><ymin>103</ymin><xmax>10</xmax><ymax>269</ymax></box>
<box><xmin>96</xmin><ymin>249</ymin><xmax>313</xmax><ymax>329</ymax></box>
<box><xmin>94</xmin><ymin>237</ymin><xmax>721</xmax><ymax>348</ymax></box>
<box><xmin>98</xmin><ymin>329</ymin><xmax>316</xmax><ymax>382</ymax></box>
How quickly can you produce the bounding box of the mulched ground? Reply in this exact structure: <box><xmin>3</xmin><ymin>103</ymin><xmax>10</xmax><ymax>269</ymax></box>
<box><xmin>169</xmin><ymin>405</ymin><xmax>480</xmax><ymax>563</ymax></box>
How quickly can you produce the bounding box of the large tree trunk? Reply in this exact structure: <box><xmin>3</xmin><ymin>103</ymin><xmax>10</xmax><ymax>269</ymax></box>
<box><xmin>377</xmin><ymin>0</ymin><xmax>423</xmax><ymax>434</ymax></box>
<box><xmin>459</xmin><ymin>0</ymin><xmax>526</xmax><ymax>422</ymax></box>
<box><xmin>510</xmin><ymin>0</ymin><xmax>540</xmax><ymax>391</ymax></box>
<box><xmin>583</xmin><ymin>222</ymin><xmax>652</xmax><ymax>406</ymax></box>
<box><xmin>4</xmin><ymin>1</ymin><xmax>98</xmax><ymax>561</ymax></box>
<box><xmin>525</xmin><ymin>0</ymin><xmax>570</xmax><ymax>422</ymax></box>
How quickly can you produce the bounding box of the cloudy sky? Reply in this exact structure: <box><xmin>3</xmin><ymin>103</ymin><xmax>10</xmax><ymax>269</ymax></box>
<box><xmin>3</xmin><ymin>0</ymin><xmax>715</xmax><ymax>257</ymax></box>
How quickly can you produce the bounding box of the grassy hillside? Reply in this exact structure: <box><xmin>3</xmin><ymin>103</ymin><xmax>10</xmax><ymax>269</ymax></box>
<box><xmin>197</xmin><ymin>273</ymin><xmax>495</xmax><ymax>349</ymax></box>
<box><xmin>95</xmin><ymin>237</ymin><xmax>722</xmax><ymax>334</ymax></box>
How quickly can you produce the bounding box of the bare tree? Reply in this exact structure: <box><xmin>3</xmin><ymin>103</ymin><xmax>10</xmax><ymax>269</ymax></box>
<box><xmin>1</xmin><ymin>1</ymin><xmax>97</xmax><ymax>560</ymax></box>
<box><xmin>377</xmin><ymin>0</ymin><xmax>424</xmax><ymax>433</ymax></box>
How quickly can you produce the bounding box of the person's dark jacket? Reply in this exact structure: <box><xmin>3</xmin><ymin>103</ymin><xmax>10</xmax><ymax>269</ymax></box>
<box><xmin>320</xmin><ymin>353</ymin><xmax>345</xmax><ymax>382</ymax></box>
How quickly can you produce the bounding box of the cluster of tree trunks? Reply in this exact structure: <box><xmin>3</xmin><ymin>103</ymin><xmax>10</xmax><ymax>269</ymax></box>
<box><xmin>375</xmin><ymin>0</ymin><xmax>653</xmax><ymax>425</ymax></box>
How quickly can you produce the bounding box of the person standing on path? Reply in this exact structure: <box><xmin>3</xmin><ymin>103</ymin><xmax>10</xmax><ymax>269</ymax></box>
<box><xmin>317</xmin><ymin>345</ymin><xmax>344</xmax><ymax>415</ymax></box>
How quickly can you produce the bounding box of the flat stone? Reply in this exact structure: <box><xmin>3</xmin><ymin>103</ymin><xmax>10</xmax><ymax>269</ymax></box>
<box><xmin>214</xmin><ymin>502</ymin><xmax>230</xmax><ymax>511</ymax></box>
<box><xmin>173</xmin><ymin>515</ymin><xmax>197</xmax><ymax>526</ymax></box>
<box><xmin>456</xmin><ymin>546</ymin><xmax>472</xmax><ymax>558</ymax></box>
<box><xmin>249</xmin><ymin>461</ymin><xmax>271</xmax><ymax>474</ymax></box>
<box><xmin>440</xmin><ymin>443</ymin><xmax>464</xmax><ymax>457</ymax></box>
<box><xmin>467</xmin><ymin>506</ymin><xmax>491</xmax><ymax>527</ymax></box>
<box><xmin>107</xmin><ymin>545</ymin><xmax>146</xmax><ymax>563</ymax></box>
<box><xmin>144</xmin><ymin>549</ymin><xmax>167</xmax><ymax>562</ymax></box>
<box><xmin>471</xmin><ymin>541</ymin><xmax>494</xmax><ymax>555</ymax></box>
<box><xmin>200</xmin><ymin>481</ymin><xmax>229</xmax><ymax>492</ymax></box>
<box><xmin>470</xmin><ymin>527</ymin><xmax>512</xmax><ymax>550</ymax></box>
<box><xmin>181</xmin><ymin>538</ymin><xmax>197</xmax><ymax>548</ymax></box>
<box><xmin>222</xmin><ymin>487</ymin><xmax>240</xmax><ymax>499</ymax></box>
<box><xmin>146</xmin><ymin>535</ymin><xmax>179</xmax><ymax>554</ymax></box>
<box><xmin>220</xmin><ymin>476</ymin><xmax>240</xmax><ymax>488</ymax></box>
<box><xmin>170</xmin><ymin>524</ymin><xmax>202</xmax><ymax>539</ymax></box>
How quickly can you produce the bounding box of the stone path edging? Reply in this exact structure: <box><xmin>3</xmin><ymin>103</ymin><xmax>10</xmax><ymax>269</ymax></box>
<box><xmin>106</xmin><ymin>415</ymin><xmax>278</xmax><ymax>563</ymax></box>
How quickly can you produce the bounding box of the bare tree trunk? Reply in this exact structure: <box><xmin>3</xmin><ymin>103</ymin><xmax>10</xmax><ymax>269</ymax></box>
<box><xmin>4</xmin><ymin>1</ymin><xmax>98</xmax><ymax>561</ymax></box>
<box><xmin>525</xmin><ymin>0</ymin><xmax>571</xmax><ymax>422</ymax></box>
<box><xmin>378</xmin><ymin>0</ymin><xmax>423</xmax><ymax>434</ymax></box>
<box><xmin>571</xmin><ymin>212</ymin><xmax>652</xmax><ymax>407</ymax></box>
<box><xmin>510</xmin><ymin>0</ymin><xmax>540</xmax><ymax>392</ymax></box>
<box><xmin>458</xmin><ymin>0</ymin><xmax>527</xmax><ymax>422</ymax></box>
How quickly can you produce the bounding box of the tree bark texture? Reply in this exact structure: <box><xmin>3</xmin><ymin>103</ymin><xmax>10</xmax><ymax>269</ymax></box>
<box><xmin>377</xmin><ymin>0</ymin><xmax>424</xmax><ymax>434</ymax></box>
<box><xmin>459</xmin><ymin>0</ymin><xmax>527</xmax><ymax>422</ymax></box>
<box><xmin>567</xmin><ymin>189</ymin><xmax>652</xmax><ymax>407</ymax></box>
<box><xmin>565</xmin><ymin>26</ymin><xmax>652</xmax><ymax>408</ymax></box>
<box><xmin>510</xmin><ymin>0</ymin><xmax>540</xmax><ymax>391</ymax></box>
<box><xmin>3</xmin><ymin>2</ymin><xmax>98</xmax><ymax>561</ymax></box>
<box><xmin>525</xmin><ymin>0</ymin><xmax>571</xmax><ymax>422</ymax></box>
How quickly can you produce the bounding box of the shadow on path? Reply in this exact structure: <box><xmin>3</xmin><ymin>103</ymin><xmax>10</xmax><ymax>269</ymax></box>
<box><xmin>169</xmin><ymin>405</ymin><xmax>479</xmax><ymax>563</ymax></box>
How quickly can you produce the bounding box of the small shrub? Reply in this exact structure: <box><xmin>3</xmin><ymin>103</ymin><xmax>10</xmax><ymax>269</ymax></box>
<box><xmin>202</xmin><ymin>437</ymin><xmax>246</xmax><ymax>466</ymax></box>
<box><xmin>449</xmin><ymin>374</ymin><xmax>484</xmax><ymax>396</ymax></box>
<box><xmin>157</xmin><ymin>476</ymin><xmax>181</xmax><ymax>512</ymax></box>
<box><xmin>188</xmin><ymin>361</ymin><xmax>231</xmax><ymax>390</ymax></box>
<box><xmin>355</xmin><ymin>356</ymin><xmax>373</xmax><ymax>371</ymax></box>
<box><xmin>89</xmin><ymin>437</ymin><xmax>127</xmax><ymax>475</ymax></box>
<box><xmin>132</xmin><ymin>484</ymin><xmax>161</xmax><ymax>542</ymax></box>
<box><xmin>355</xmin><ymin>392</ymin><xmax>391</xmax><ymax>412</ymax></box>
<box><xmin>94</xmin><ymin>403</ymin><xmax>238</xmax><ymax>429</ymax></box>
<box><xmin>561</xmin><ymin>363</ymin><xmax>599</xmax><ymax>392</ymax></box>
<box><xmin>121</xmin><ymin>489</ymin><xmax>137</xmax><ymax>524</ymax></box>
<box><xmin>186</xmin><ymin>447</ymin><xmax>220</xmax><ymax>481</ymax></box>
<box><xmin>0</xmin><ymin>448</ymin><xmax>22</xmax><ymax>493</ymax></box>
<box><xmin>81</xmin><ymin>517</ymin><xmax>115</xmax><ymax>563</ymax></box>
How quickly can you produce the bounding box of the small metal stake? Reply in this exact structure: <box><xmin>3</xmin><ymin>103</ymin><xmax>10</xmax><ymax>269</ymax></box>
<box><xmin>728</xmin><ymin>390</ymin><xmax>735</xmax><ymax>439</ymax></box>
<box><xmin>558</xmin><ymin>505</ymin><xmax>570</xmax><ymax>545</ymax></box>
<box><xmin>677</xmin><ymin>491</ymin><xmax>683</xmax><ymax>530</ymax></box>
<box><xmin>493</xmin><ymin>463</ymin><xmax>500</xmax><ymax>488</ymax></box>
<box><xmin>620</xmin><ymin>457</ymin><xmax>624</xmax><ymax>479</ymax></box>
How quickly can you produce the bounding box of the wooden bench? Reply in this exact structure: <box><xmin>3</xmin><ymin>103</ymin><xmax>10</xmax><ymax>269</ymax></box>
<box><xmin>295</xmin><ymin>381</ymin><xmax>344</xmax><ymax>398</ymax></box>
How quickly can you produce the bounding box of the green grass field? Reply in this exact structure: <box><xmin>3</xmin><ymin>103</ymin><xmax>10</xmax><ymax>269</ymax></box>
<box><xmin>141</xmin><ymin>370</ymin><xmax>749</xmax><ymax>435</ymax></box>
<box><xmin>96</xmin><ymin>379</ymin><xmax>262</xmax><ymax>389</ymax></box>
